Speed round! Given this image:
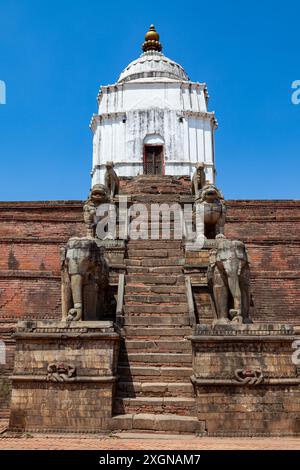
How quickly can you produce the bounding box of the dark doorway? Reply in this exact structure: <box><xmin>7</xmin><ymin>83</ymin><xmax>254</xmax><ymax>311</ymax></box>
<box><xmin>143</xmin><ymin>145</ymin><xmax>164</xmax><ymax>175</ymax></box>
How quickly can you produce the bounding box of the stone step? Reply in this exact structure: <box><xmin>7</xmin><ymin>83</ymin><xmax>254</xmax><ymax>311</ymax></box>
<box><xmin>126</xmin><ymin>266</ymin><xmax>183</xmax><ymax>274</ymax></box>
<box><xmin>125</xmin><ymin>257</ymin><xmax>185</xmax><ymax>267</ymax></box>
<box><xmin>111</xmin><ymin>413</ymin><xmax>203</xmax><ymax>434</ymax></box>
<box><xmin>127</xmin><ymin>241</ymin><xmax>182</xmax><ymax>250</ymax></box>
<box><xmin>122</xmin><ymin>339</ymin><xmax>191</xmax><ymax>353</ymax></box>
<box><xmin>117</xmin><ymin>381</ymin><xmax>194</xmax><ymax>398</ymax></box>
<box><xmin>117</xmin><ymin>365</ymin><xmax>193</xmax><ymax>381</ymax></box>
<box><xmin>114</xmin><ymin>397</ymin><xmax>196</xmax><ymax>416</ymax></box>
<box><xmin>129</xmin><ymin>195</ymin><xmax>190</xmax><ymax>204</ymax></box>
<box><xmin>128</xmin><ymin>189</ymin><xmax>190</xmax><ymax>197</ymax></box>
<box><xmin>124</xmin><ymin>294</ymin><xmax>187</xmax><ymax>304</ymax></box>
<box><xmin>120</xmin><ymin>353</ymin><xmax>192</xmax><ymax>366</ymax></box>
<box><xmin>124</xmin><ymin>178</ymin><xmax>176</xmax><ymax>186</ymax></box>
<box><xmin>127</xmin><ymin>249</ymin><xmax>180</xmax><ymax>258</ymax></box>
<box><xmin>124</xmin><ymin>176</ymin><xmax>182</xmax><ymax>183</ymax></box>
<box><xmin>125</xmin><ymin>285</ymin><xmax>186</xmax><ymax>294</ymax></box>
<box><xmin>127</xmin><ymin>218</ymin><xmax>180</xmax><ymax>224</ymax></box>
<box><xmin>127</xmin><ymin>234</ymin><xmax>182</xmax><ymax>242</ymax></box>
<box><xmin>123</xmin><ymin>315</ymin><xmax>190</xmax><ymax>326</ymax></box>
<box><xmin>124</xmin><ymin>304</ymin><xmax>188</xmax><ymax>314</ymax></box>
<box><xmin>126</xmin><ymin>274</ymin><xmax>184</xmax><ymax>285</ymax></box>
<box><xmin>142</xmin><ymin>257</ymin><xmax>184</xmax><ymax>267</ymax></box>
<box><xmin>125</xmin><ymin>259</ymin><xmax>142</xmax><ymax>267</ymax></box>
<box><xmin>122</xmin><ymin>326</ymin><xmax>192</xmax><ymax>338</ymax></box>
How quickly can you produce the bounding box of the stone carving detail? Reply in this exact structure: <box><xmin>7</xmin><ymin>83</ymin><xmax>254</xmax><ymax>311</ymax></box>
<box><xmin>192</xmin><ymin>162</ymin><xmax>206</xmax><ymax>199</ymax></box>
<box><xmin>234</xmin><ymin>368</ymin><xmax>263</xmax><ymax>385</ymax></box>
<box><xmin>46</xmin><ymin>362</ymin><xmax>76</xmax><ymax>382</ymax></box>
<box><xmin>104</xmin><ymin>161</ymin><xmax>119</xmax><ymax>199</ymax></box>
<box><xmin>83</xmin><ymin>184</ymin><xmax>108</xmax><ymax>238</ymax></box>
<box><xmin>207</xmin><ymin>234</ymin><xmax>252</xmax><ymax>324</ymax></box>
<box><xmin>194</xmin><ymin>184</ymin><xmax>226</xmax><ymax>239</ymax></box>
<box><xmin>61</xmin><ymin>237</ymin><xmax>109</xmax><ymax>321</ymax></box>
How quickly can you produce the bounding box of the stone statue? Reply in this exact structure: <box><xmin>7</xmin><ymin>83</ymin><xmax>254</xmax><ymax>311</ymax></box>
<box><xmin>61</xmin><ymin>237</ymin><xmax>109</xmax><ymax>321</ymax></box>
<box><xmin>83</xmin><ymin>184</ymin><xmax>109</xmax><ymax>238</ymax></box>
<box><xmin>194</xmin><ymin>184</ymin><xmax>226</xmax><ymax>239</ymax></box>
<box><xmin>104</xmin><ymin>162</ymin><xmax>119</xmax><ymax>199</ymax></box>
<box><xmin>192</xmin><ymin>162</ymin><xmax>206</xmax><ymax>198</ymax></box>
<box><xmin>207</xmin><ymin>234</ymin><xmax>252</xmax><ymax>324</ymax></box>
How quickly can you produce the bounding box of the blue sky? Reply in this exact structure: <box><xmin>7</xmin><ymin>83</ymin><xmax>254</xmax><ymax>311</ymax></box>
<box><xmin>0</xmin><ymin>0</ymin><xmax>299</xmax><ymax>200</ymax></box>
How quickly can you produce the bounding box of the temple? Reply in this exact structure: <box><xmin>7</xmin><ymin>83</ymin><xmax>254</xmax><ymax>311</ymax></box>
<box><xmin>1</xmin><ymin>26</ymin><xmax>300</xmax><ymax>437</ymax></box>
<box><xmin>90</xmin><ymin>25</ymin><xmax>216</xmax><ymax>185</ymax></box>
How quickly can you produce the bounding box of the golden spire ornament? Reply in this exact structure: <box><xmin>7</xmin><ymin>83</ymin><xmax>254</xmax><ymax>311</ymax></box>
<box><xmin>142</xmin><ymin>24</ymin><xmax>162</xmax><ymax>52</ymax></box>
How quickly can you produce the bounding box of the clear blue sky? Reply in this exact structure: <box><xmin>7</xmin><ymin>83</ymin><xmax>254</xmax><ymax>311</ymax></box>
<box><xmin>0</xmin><ymin>0</ymin><xmax>299</xmax><ymax>200</ymax></box>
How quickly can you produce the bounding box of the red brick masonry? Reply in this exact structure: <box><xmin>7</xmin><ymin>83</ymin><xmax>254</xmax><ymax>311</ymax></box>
<box><xmin>0</xmin><ymin>199</ymin><xmax>299</xmax><ymax>323</ymax></box>
<box><xmin>0</xmin><ymin>199</ymin><xmax>300</xmax><ymax>420</ymax></box>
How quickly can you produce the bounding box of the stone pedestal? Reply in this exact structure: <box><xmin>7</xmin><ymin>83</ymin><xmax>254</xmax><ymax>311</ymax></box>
<box><xmin>190</xmin><ymin>323</ymin><xmax>300</xmax><ymax>436</ymax></box>
<box><xmin>9</xmin><ymin>321</ymin><xmax>119</xmax><ymax>433</ymax></box>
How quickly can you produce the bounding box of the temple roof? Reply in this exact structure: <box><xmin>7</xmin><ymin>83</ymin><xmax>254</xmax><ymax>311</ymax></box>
<box><xmin>118</xmin><ymin>25</ymin><xmax>189</xmax><ymax>83</ymax></box>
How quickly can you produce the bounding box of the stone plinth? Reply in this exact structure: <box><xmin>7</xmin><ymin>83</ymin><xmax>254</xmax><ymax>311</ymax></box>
<box><xmin>190</xmin><ymin>323</ymin><xmax>300</xmax><ymax>436</ymax></box>
<box><xmin>9</xmin><ymin>320</ymin><xmax>119</xmax><ymax>433</ymax></box>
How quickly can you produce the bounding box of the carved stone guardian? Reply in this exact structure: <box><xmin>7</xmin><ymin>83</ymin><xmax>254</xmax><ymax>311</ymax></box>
<box><xmin>83</xmin><ymin>184</ymin><xmax>109</xmax><ymax>238</ymax></box>
<box><xmin>104</xmin><ymin>161</ymin><xmax>119</xmax><ymax>200</ymax></box>
<box><xmin>61</xmin><ymin>237</ymin><xmax>109</xmax><ymax>321</ymax></box>
<box><xmin>207</xmin><ymin>234</ymin><xmax>252</xmax><ymax>324</ymax></box>
<box><xmin>192</xmin><ymin>162</ymin><xmax>206</xmax><ymax>199</ymax></box>
<box><xmin>194</xmin><ymin>184</ymin><xmax>226</xmax><ymax>239</ymax></box>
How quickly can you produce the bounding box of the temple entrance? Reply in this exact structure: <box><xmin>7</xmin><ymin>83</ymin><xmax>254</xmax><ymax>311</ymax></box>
<box><xmin>143</xmin><ymin>145</ymin><xmax>164</xmax><ymax>175</ymax></box>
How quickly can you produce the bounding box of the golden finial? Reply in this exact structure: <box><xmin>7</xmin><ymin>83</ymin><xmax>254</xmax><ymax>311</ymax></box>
<box><xmin>142</xmin><ymin>24</ymin><xmax>162</xmax><ymax>52</ymax></box>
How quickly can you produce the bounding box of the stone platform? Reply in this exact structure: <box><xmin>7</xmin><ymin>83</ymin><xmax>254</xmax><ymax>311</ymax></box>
<box><xmin>9</xmin><ymin>321</ymin><xmax>119</xmax><ymax>433</ymax></box>
<box><xmin>190</xmin><ymin>323</ymin><xmax>300</xmax><ymax>436</ymax></box>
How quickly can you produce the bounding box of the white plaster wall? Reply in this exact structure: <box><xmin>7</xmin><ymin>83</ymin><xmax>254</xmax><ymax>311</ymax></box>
<box><xmin>91</xmin><ymin>79</ymin><xmax>216</xmax><ymax>186</ymax></box>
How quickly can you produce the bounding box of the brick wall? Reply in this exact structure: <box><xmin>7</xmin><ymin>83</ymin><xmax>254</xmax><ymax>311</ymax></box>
<box><xmin>225</xmin><ymin>200</ymin><xmax>300</xmax><ymax>325</ymax></box>
<box><xmin>0</xmin><ymin>201</ymin><xmax>84</xmax><ymax>321</ymax></box>
<box><xmin>0</xmin><ymin>198</ymin><xmax>299</xmax><ymax>419</ymax></box>
<box><xmin>0</xmin><ymin>199</ymin><xmax>299</xmax><ymax>323</ymax></box>
<box><xmin>0</xmin><ymin>201</ymin><xmax>85</xmax><ymax>419</ymax></box>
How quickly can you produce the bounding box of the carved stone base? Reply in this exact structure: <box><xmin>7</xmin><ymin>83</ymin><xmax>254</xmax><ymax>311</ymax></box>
<box><xmin>190</xmin><ymin>323</ymin><xmax>300</xmax><ymax>436</ymax></box>
<box><xmin>9</xmin><ymin>320</ymin><xmax>119</xmax><ymax>433</ymax></box>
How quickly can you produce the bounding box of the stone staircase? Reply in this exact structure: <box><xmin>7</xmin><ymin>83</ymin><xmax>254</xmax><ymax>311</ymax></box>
<box><xmin>120</xmin><ymin>175</ymin><xmax>191</xmax><ymax>197</ymax></box>
<box><xmin>112</xmin><ymin>179</ymin><xmax>202</xmax><ymax>433</ymax></box>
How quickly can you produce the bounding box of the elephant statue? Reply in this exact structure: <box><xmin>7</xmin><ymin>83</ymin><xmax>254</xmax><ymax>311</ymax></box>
<box><xmin>194</xmin><ymin>184</ymin><xmax>226</xmax><ymax>239</ymax></box>
<box><xmin>61</xmin><ymin>237</ymin><xmax>109</xmax><ymax>321</ymax></box>
<box><xmin>207</xmin><ymin>234</ymin><xmax>252</xmax><ymax>324</ymax></box>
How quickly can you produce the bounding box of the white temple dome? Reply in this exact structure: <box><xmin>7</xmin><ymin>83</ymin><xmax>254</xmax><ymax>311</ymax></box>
<box><xmin>118</xmin><ymin>50</ymin><xmax>189</xmax><ymax>83</ymax></box>
<box><xmin>91</xmin><ymin>24</ymin><xmax>216</xmax><ymax>187</ymax></box>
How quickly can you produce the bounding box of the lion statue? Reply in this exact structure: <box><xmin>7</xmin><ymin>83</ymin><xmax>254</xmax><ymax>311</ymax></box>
<box><xmin>194</xmin><ymin>184</ymin><xmax>226</xmax><ymax>239</ymax></box>
<box><xmin>191</xmin><ymin>162</ymin><xmax>206</xmax><ymax>199</ymax></box>
<box><xmin>83</xmin><ymin>184</ymin><xmax>109</xmax><ymax>238</ymax></box>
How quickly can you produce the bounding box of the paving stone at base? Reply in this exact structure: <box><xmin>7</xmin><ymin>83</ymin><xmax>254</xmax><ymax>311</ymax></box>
<box><xmin>111</xmin><ymin>413</ymin><xmax>204</xmax><ymax>434</ymax></box>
